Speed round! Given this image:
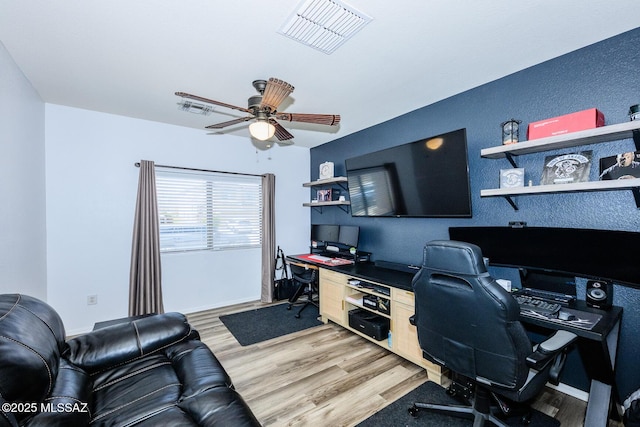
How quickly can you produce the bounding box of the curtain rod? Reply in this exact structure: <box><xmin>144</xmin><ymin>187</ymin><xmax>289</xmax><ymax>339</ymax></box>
<box><xmin>134</xmin><ymin>162</ymin><xmax>263</xmax><ymax>178</ymax></box>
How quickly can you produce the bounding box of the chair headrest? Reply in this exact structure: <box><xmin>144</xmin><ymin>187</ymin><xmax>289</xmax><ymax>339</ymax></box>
<box><xmin>422</xmin><ymin>240</ymin><xmax>488</xmax><ymax>276</ymax></box>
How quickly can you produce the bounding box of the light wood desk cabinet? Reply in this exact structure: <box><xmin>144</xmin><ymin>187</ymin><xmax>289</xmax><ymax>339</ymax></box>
<box><xmin>318</xmin><ymin>267</ymin><xmax>444</xmax><ymax>385</ymax></box>
<box><xmin>319</xmin><ymin>269</ymin><xmax>347</xmax><ymax>325</ymax></box>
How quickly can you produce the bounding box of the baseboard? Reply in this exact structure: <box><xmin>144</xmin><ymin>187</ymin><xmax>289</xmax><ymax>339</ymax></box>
<box><xmin>179</xmin><ymin>295</ymin><xmax>261</xmax><ymax>315</ymax></box>
<box><xmin>547</xmin><ymin>381</ymin><xmax>589</xmax><ymax>402</ymax></box>
<box><xmin>66</xmin><ymin>296</ymin><xmax>262</xmax><ymax>338</ymax></box>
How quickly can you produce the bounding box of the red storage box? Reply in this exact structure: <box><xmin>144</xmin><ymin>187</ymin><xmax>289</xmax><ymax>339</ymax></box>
<box><xmin>527</xmin><ymin>108</ymin><xmax>605</xmax><ymax>140</ymax></box>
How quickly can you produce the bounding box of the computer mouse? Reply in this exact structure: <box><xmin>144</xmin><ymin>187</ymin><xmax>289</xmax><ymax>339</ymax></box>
<box><xmin>558</xmin><ymin>311</ymin><xmax>576</xmax><ymax>321</ymax></box>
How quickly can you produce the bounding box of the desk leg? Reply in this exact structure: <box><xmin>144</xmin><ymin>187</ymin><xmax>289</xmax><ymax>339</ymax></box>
<box><xmin>585</xmin><ymin>380</ymin><xmax>612</xmax><ymax>426</ymax></box>
<box><xmin>584</xmin><ymin>319</ymin><xmax>622</xmax><ymax>426</ymax></box>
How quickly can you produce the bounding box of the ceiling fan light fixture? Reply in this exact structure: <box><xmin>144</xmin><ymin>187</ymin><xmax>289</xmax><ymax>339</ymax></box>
<box><xmin>249</xmin><ymin>120</ymin><xmax>276</xmax><ymax>141</ymax></box>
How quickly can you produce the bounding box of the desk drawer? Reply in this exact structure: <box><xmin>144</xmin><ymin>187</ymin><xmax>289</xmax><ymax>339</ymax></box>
<box><xmin>320</xmin><ymin>268</ymin><xmax>348</xmax><ymax>285</ymax></box>
<box><xmin>393</xmin><ymin>289</ymin><xmax>415</xmax><ymax>307</ymax></box>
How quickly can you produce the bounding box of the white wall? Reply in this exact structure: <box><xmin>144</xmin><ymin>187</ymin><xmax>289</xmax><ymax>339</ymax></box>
<box><xmin>45</xmin><ymin>105</ymin><xmax>311</xmax><ymax>334</ymax></box>
<box><xmin>0</xmin><ymin>41</ymin><xmax>47</xmax><ymax>300</ymax></box>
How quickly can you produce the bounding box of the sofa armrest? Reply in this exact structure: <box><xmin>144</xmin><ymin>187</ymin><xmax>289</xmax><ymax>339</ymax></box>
<box><xmin>0</xmin><ymin>394</ymin><xmax>18</xmax><ymax>427</ymax></box>
<box><xmin>65</xmin><ymin>312</ymin><xmax>197</xmax><ymax>373</ymax></box>
<box><xmin>23</xmin><ymin>359</ymin><xmax>92</xmax><ymax>427</ymax></box>
<box><xmin>167</xmin><ymin>340</ymin><xmax>234</xmax><ymax>396</ymax></box>
<box><xmin>178</xmin><ymin>387</ymin><xmax>261</xmax><ymax>427</ymax></box>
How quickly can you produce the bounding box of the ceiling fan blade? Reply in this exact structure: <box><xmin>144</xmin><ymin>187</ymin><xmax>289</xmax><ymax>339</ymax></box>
<box><xmin>176</xmin><ymin>92</ymin><xmax>250</xmax><ymax>113</ymax></box>
<box><xmin>205</xmin><ymin>116</ymin><xmax>254</xmax><ymax>129</ymax></box>
<box><xmin>269</xmin><ymin>119</ymin><xmax>294</xmax><ymax>141</ymax></box>
<box><xmin>260</xmin><ymin>78</ymin><xmax>294</xmax><ymax>111</ymax></box>
<box><xmin>276</xmin><ymin>140</ymin><xmax>295</xmax><ymax>146</ymax></box>
<box><xmin>274</xmin><ymin>112</ymin><xmax>341</xmax><ymax>126</ymax></box>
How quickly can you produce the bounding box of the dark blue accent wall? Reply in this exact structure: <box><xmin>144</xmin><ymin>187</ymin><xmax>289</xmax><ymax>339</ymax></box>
<box><xmin>310</xmin><ymin>28</ymin><xmax>640</xmax><ymax>399</ymax></box>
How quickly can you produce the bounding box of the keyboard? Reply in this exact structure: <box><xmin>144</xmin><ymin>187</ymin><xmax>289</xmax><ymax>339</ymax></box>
<box><xmin>307</xmin><ymin>254</ymin><xmax>332</xmax><ymax>262</ymax></box>
<box><xmin>518</xmin><ymin>288</ymin><xmax>575</xmax><ymax>305</ymax></box>
<box><xmin>514</xmin><ymin>294</ymin><xmax>562</xmax><ymax>317</ymax></box>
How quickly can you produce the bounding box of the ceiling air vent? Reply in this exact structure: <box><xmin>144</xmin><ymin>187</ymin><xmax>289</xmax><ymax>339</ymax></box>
<box><xmin>278</xmin><ymin>0</ymin><xmax>372</xmax><ymax>54</ymax></box>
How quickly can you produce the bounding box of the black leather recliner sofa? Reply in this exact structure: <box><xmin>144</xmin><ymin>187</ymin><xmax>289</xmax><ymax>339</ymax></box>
<box><xmin>0</xmin><ymin>294</ymin><xmax>260</xmax><ymax>426</ymax></box>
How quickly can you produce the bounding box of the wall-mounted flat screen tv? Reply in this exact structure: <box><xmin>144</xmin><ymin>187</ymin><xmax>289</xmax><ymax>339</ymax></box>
<box><xmin>345</xmin><ymin>128</ymin><xmax>472</xmax><ymax>217</ymax></box>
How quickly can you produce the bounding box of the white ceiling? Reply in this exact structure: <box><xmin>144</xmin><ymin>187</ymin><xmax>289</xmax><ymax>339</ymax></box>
<box><xmin>1</xmin><ymin>1</ymin><xmax>638</xmax><ymax>148</ymax></box>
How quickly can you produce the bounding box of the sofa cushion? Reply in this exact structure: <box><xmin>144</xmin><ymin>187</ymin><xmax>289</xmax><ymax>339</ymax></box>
<box><xmin>90</xmin><ymin>352</ymin><xmax>183</xmax><ymax>426</ymax></box>
<box><xmin>88</xmin><ymin>340</ymin><xmax>258</xmax><ymax>426</ymax></box>
<box><xmin>0</xmin><ymin>294</ymin><xmax>66</xmax><ymax>424</ymax></box>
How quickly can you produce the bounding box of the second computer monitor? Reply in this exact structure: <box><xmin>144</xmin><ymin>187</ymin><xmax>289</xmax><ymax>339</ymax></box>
<box><xmin>338</xmin><ymin>225</ymin><xmax>359</xmax><ymax>248</ymax></box>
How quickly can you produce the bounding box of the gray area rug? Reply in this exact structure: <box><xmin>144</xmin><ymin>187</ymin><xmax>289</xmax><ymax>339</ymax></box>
<box><xmin>219</xmin><ymin>302</ymin><xmax>322</xmax><ymax>346</ymax></box>
<box><xmin>357</xmin><ymin>380</ymin><xmax>560</xmax><ymax>427</ymax></box>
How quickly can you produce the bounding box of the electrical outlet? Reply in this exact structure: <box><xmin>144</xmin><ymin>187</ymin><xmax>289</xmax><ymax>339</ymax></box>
<box><xmin>87</xmin><ymin>295</ymin><xmax>98</xmax><ymax>305</ymax></box>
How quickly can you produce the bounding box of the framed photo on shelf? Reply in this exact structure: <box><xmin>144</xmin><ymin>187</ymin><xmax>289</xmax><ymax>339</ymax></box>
<box><xmin>540</xmin><ymin>151</ymin><xmax>592</xmax><ymax>185</ymax></box>
<box><xmin>317</xmin><ymin>189</ymin><xmax>332</xmax><ymax>202</ymax></box>
<box><xmin>599</xmin><ymin>151</ymin><xmax>640</xmax><ymax>180</ymax></box>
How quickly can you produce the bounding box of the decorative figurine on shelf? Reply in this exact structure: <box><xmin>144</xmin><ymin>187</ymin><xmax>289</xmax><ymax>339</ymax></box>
<box><xmin>501</xmin><ymin>119</ymin><xmax>522</xmax><ymax>145</ymax></box>
<box><xmin>319</xmin><ymin>161</ymin><xmax>335</xmax><ymax>180</ymax></box>
<box><xmin>629</xmin><ymin>104</ymin><xmax>640</xmax><ymax>121</ymax></box>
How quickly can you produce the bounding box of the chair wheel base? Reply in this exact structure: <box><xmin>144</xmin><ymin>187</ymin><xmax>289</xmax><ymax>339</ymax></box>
<box><xmin>408</xmin><ymin>405</ymin><xmax>419</xmax><ymax>417</ymax></box>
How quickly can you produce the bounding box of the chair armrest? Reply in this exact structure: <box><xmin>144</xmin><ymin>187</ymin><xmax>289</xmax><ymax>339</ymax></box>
<box><xmin>65</xmin><ymin>312</ymin><xmax>197</xmax><ymax>373</ymax></box>
<box><xmin>538</xmin><ymin>330</ymin><xmax>578</xmax><ymax>354</ymax></box>
<box><xmin>526</xmin><ymin>330</ymin><xmax>577</xmax><ymax>377</ymax></box>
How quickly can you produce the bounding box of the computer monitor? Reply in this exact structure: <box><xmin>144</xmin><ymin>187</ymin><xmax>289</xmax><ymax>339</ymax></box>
<box><xmin>449</xmin><ymin>225</ymin><xmax>640</xmax><ymax>288</ymax></box>
<box><xmin>311</xmin><ymin>224</ymin><xmax>339</xmax><ymax>244</ymax></box>
<box><xmin>338</xmin><ymin>225</ymin><xmax>359</xmax><ymax>248</ymax></box>
<box><xmin>519</xmin><ymin>268</ymin><xmax>577</xmax><ymax>297</ymax></box>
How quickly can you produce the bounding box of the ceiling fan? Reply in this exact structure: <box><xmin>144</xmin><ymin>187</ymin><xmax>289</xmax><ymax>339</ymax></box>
<box><xmin>175</xmin><ymin>78</ymin><xmax>340</xmax><ymax>144</ymax></box>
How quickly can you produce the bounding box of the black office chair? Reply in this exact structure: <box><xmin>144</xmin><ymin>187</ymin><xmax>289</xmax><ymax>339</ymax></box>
<box><xmin>410</xmin><ymin>240</ymin><xmax>577</xmax><ymax>426</ymax></box>
<box><xmin>287</xmin><ymin>262</ymin><xmax>318</xmax><ymax>318</ymax></box>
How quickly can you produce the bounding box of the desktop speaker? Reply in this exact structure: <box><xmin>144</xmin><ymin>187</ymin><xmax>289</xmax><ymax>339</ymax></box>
<box><xmin>586</xmin><ymin>280</ymin><xmax>613</xmax><ymax>310</ymax></box>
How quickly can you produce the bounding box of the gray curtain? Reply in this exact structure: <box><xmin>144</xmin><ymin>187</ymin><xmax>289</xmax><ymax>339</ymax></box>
<box><xmin>129</xmin><ymin>160</ymin><xmax>164</xmax><ymax>316</ymax></box>
<box><xmin>261</xmin><ymin>173</ymin><xmax>276</xmax><ymax>302</ymax></box>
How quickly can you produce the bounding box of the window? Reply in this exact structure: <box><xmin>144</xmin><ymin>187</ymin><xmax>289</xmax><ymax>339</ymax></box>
<box><xmin>155</xmin><ymin>168</ymin><xmax>262</xmax><ymax>253</ymax></box>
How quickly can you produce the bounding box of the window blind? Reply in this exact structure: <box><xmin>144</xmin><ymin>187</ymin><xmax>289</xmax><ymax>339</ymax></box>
<box><xmin>155</xmin><ymin>168</ymin><xmax>262</xmax><ymax>253</ymax></box>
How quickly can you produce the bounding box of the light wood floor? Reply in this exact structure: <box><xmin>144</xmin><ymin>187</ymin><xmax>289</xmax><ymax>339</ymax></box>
<box><xmin>186</xmin><ymin>300</ymin><xmax>621</xmax><ymax>427</ymax></box>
